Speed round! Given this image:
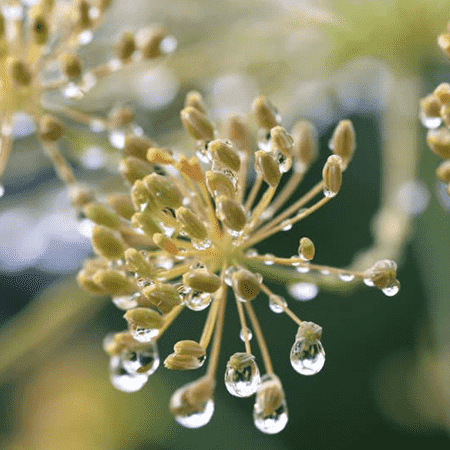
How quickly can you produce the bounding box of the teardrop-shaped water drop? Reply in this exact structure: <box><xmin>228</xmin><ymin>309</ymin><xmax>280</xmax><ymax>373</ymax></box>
<box><xmin>240</xmin><ymin>327</ymin><xmax>253</xmax><ymax>343</ymax></box>
<box><xmin>338</xmin><ymin>273</ymin><xmax>355</xmax><ymax>282</ymax></box>
<box><xmin>130</xmin><ymin>326</ymin><xmax>160</xmax><ymax>343</ymax></box>
<box><xmin>185</xmin><ymin>291</ymin><xmax>212</xmax><ymax>311</ymax></box>
<box><xmin>112</xmin><ymin>291</ymin><xmax>141</xmax><ymax>310</ymax></box>
<box><xmin>419</xmin><ymin>111</ymin><xmax>442</xmax><ymax>129</ymax></box>
<box><xmin>288</xmin><ymin>282</ymin><xmax>318</xmax><ymax>301</ymax></box>
<box><xmin>225</xmin><ymin>353</ymin><xmax>260</xmax><ymax>397</ymax></box>
<box><xmin>224</xmin><ymin>266</ymin><xmax>239</xmax><ymax>286</ymax></box>
<box><xmin>109</xmin><ymin>356</ymin><xmax>148</xmax><ymax>393</ymax></box>
<box><xmin>121</xmin><ymin>340</ymin><xmax>159</xmax><ymax>376</ymax></box>
<box><xmin>264</xmin><ymin>254</ymin><xmax>275</xmax><ymax>265</ymax></box>
<box><xmin>269</xmin><ymin>295</ymin><xmax>287</xmax><ymax>314</ymax></box>
<box><xmin>170</xmin><ymin>386</ymin><xmax>214</xmax><ymax>428</ymax></box>
<box><xmin>323</xmin><ymin>187</ymin><xmax>337</xmax><ymax>198</ymax></box>
<box><xmin>192</xmin><ymin>238</ymin><xmax>211</xmax><ymax>250</ymax></box>
<box><xmin>382</xmin><ymin>279</ymin><xmax>400</xmax><ymax>297</ymax></box>
<box><xmin>290</xmin><ymin>338</ymin><xmax>325</xmax><ymax>375</ymax></box>
<box><xmin>253</xmin><ymin>374</ymin><xmax>288</xmax><ymax>434</ymax></box>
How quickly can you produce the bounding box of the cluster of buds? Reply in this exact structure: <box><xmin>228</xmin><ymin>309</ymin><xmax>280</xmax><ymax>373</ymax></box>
<box><xmin>420</xmin><ymin>21</ymin><xmax>450</xmax><ymax>197</ymax></box>
<box><xmin>78</xmin><ymin>91</ymin><xmax>399</xmax><ymax>433</ymax></box>
<box><xmin>0</xmin><ymin>0</ymin><xmax>175</xmax><ymax>196</ymax></box>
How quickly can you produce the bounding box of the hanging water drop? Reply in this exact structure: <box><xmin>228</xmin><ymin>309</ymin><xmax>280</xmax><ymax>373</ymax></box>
<box><xmin>112</xmin><ymin>291</ymin><xmax>140</xmax><ymax>310</ymax></box>
<box><xmin>268</xmin><ymin>295</ymin><xmax>287</xmax><ymax>314</ymax></box>
<box><xmin>240</xmin><ymin>327</ymin><xmax>253</xmax><ymax>343</ymax></box>
<box><xmin>338</xmin><ymin>273</ymin><xmax>355</xmax><ymax>282</ymax></box>
<box><xmin>253</xmin><ymin>374</ymin><xmax>288</xmax><ymax>434</ymax></box>
<box><xmin>264</xmin><ymin>254</ymin><xmax>275</xmax><ymax>265</ymax></box>
<box><xmin>295</xmin><ymin>265</ymin><xmax>310</xmax><ymax>274</ymax></box>
<box><xmin>185</xmin><ymin>291</ymin><xmax>212</xmax><ymax>311</ymax></box>
<box><xmin>192</xmin><ymin>238</ymin><xmax>211</xmax><ymax>250</ymax></box>
<box><xmin>130</xmin><ymin>325</ymin><xmax>160</xmax><ymax>342</ymax></box>
<box><xmin>419</xmin><ymin>111</ymin><xmax>442</xmax><ymax>129</ymax></box>
<box><xmin>170</xmin><ymin>379</ymin><xmax>215</xmax><ymax>428</ymax></box>
<box><xmin>381</xmin><ymin>279</ymin><xmax>400</xmax><ymax>297</ymax></box>
<box><xmin>323</xmin><ymin>187</ymin><xmax>337</xmax><ymax>198</ymax></box>
<box><xmin>288</xmin><ymin>282</ymin><xmax>318</xmax><ymax>301</ymax></box>
<box><xmin>290</xmin><ymin>322</ymin><xmax>325</xmax><ymax>376</ymax></box>
<box><xmin>109</xmin><ymin>356</ymin><xmax>148</xmax><ymax>393</ymax></box>
<box><xmin>0</xmin><ymin>185</ymin><xmax>5</xmax><ymax>198</ymax></box>
<box><xmin>280</xmin><ymin>220</ymin><xmax>292</xmax><ymax>231</ymax></box>
<box><xmin>224</xmin><ymin>353</ymin><xmax>261</xmax><ymax>397</ymax></box>
<box><xmin>121</xmin><ymin>340</ymin><xmax>160</xmax><ymax>376</ymax></box>
<box><xmin>224</xmin><ymin>266</ymin><xmax>239</xmax><ymax>286</ymax></box>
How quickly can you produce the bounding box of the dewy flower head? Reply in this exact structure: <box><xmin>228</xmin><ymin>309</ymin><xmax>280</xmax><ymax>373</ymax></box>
<box><xmin>0</xmin><ymin>0</ymin><xmax>176</xmax><ymax>197</ymax></box>
<box><xmin>79</xmin><ymin>91</ymin><xmax>400</xmax><ymax>434</ymax></box>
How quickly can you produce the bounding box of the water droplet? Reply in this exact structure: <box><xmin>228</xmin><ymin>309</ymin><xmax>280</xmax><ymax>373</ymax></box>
<box><xmin>112</xmin><ymin>291</ymin><xmax>140</xmax><ymax>310</ymax></box>
<box><xmin>192</xmin><ymin>238</ymin><xmax>211</xmax><ymax>250</ymax></box>
<box><xmin>338</xmin><ymin>273</ymin><xmax>355</xmax><ymax>282</ymax></box>
<box><xmin>89</xmin><ymin>119</ymin><xmax>106</xmax><ymax>133</ymax></box>
<box><xmin>288</xmin><ymin>282</ymin><xmax>318</xmax><ymax>301</ymax></box>
<box><xmin>240</xmin><ymin>327</ymin><xmax>253</xmax><ymax>343</ymax></box>
<box><xmin>121</xmin><ymin>340</ymin><xmax>159</xmax><ymax>376</ymax></box>
<box><xmin>185</xmin><ymin>291</ymin><xmax>212</xmax><ymax>311</ymax></box>
<box><xmin>158</xmin><ymin>221</ymin><xmax>175</xmax><ymax>237</ymax></box>
<box><xmin>130</xmin><ymin>326</ymin><xmax>160</xmax><ymax>342</ymax></box>
<box><xmin>2</xmin><ymin>5</ymin><xmax>23</xmax><ymax>20</ymax></box>
<box><xmin>109</xmin><ymin>356</ymin><xmax>148</xmax><ymax>393</ymax></box>
<box><xmin>276</xmin><ymin>152</ymin><xmax>292</xmax><ymax>173</ymax></box>
<box><xmin>88</xmin><ymin>5</ymin><xmax>100</xmax><ymax>19</ymax></box>
<box><xmin>224</xmin><ymin>266</ymin><xmax>239</xmax><ymax>286</ymax></box>
<box><xmin>419</xmin><ymin>111</ymin><xmax>442</xmax><ymax>129</ymax></box>
<box><xmin>82</xmin><ymin>71</ymin><xmax>97</xmax><ymax>92</ymax></box>
<box><xmin>196</xmin><ymin>142</ymin><xmax>212</xmax><ymax>163</ymax></box>
<box><xmin>269</xmin><ymin>295</ymin><xmax>287</xmax><ymax>314</ymax></box>
<box><xmin>62</xmin><ymin>82</ymin><xmax>83</xmax><ymax>99</ymax></box>
<box><xmin>323</xmin><ymin>187</ymin><xmax>337</xmax><ymax>198</ymax></box>
<box><xmin>78</xmin><ymin>29</ymin><xmax>93</xmax><ymax>45</ymax></box>
<box><xmin>289</xmin><ymin>256</ymin><xmax>300</xmax><ymax>266</ymax></box>
<box><xmin>280</xmin><ymin>220</ymin><xmax>292</xmax><ymax>231</ymax></box>
<box><xmin>109</xmin><ymin>129</ymin><xmax>126</xmax><ymax>149</ymax></box>
<box><xmin>82</xmin><ymin>146</ymin><xmax>107</xmax><ymax>170</ymax></box>
<box><xmin>155</xmin><ymin>255</ymin><xmax>174</xmax><ymax>270</ymax></box>
<box><xmin>396</xmin><ymin>180</ymin><xmax>430</xmax><ymax>215</ymax></box>
<box><xmin>77</xmin><ymin>218</ymin><xmax>95</xmax><ymax>238</ymax></box>
<box><xmin>320</xmin><ymin>269</ymin><xmax>330</xmax><ymax>275</ymax></box>
<box><xmin>245</xmin><ymin>249</ymin><xmax>258</xmax><ymax>258</ymax></box>
<box><xmin>382</xmin><ymin>279</ymin><xmax>400</xmax><ymax>297</ymax></box>
<box><xmin>264</xmin><ymin>254</ymin><xmax>275</xmax><ymax>265</ymax></box>
<box><xmin>363</xmin><ymin>277</ymin><xmax>374</xmax><ymax>287</ymax></box>
<box><xmin>295</xmin><ymin>265</ymin><xmax>310</xmax><ymax>273</ymax></box>
<box><xmin>108</xmin><ymin>58</ymin><xmax>122</xmax><ymax>72</ymax></box>
<box><xmin>257</xmin><ymin>129</ymin><xmax>272</xmax><ymax>152</ymax></box>
<box><xmin>225</xmin><ymin>353</ymin><xmax>261</xmax><ymax>397</ymax></box>
<box><xmin>0</xmin><ymin>185</ymin><xmax>5</xmax><ymax>198</ymax></box>
<box><xmin>160</xmin><ymin>35</ymin><xmax>177</xmax><ymax>54</ymax></box>
<box><xmin>170</xmin><ymin>380</ymin><xmax>214</xmax><ymax>428</ymax></box>
<box><xmin>290</xmin><ymin>338</ymin><xmax>325</xmax><ymax>375</ymax></box>
<box><xmin>253</xmin><ymin>374</ymin><xmax>288</xmax><ymax>434</ymax></box>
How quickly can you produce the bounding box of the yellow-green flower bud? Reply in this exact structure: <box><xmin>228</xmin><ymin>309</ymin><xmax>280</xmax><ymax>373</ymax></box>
<box><xmin>255</xmin><ymin>150</ymin><xmax>281</xmax><ymax>187</ymax></box>
<box><xmin>180</xmin><ymin>106</ymin><xmax>215</xmax><ymax>141</ymax></box>
<box><xmin>330</xmin><ymin>120</ymin><xmax>355</xmax><ymax>168</ymax></box>
<box><xmin>176</xmin><ymin>207</ymin><xmax>208</xmax><ymax>240</ymax></box>
<box><xmin>231</xmin><ymin>269</ymin><xmax>261</xmax><ymax>301</ymax></box>
<box><xmin>84</xmin><ymin>202</ymin><xmax>120</xmax><ymax>229</ymax></box>
<box><xmin>216</xmin><ymin>196</ymin><xmax>246</xmax><ymax>231</ymax></box>
<box><xmin>142</xmin><ymin>283</ymin><xmax>181</xmax><ymax>313</ymax></box>
<box><xmin>322</xmin><ymin>155</ymin><xmax>342</xmax><ymax>197</ymax></box>
<box><xmin>183</xmin><ymin>269</ymin><xmax>221</xmax><ymax>293</ymax></box>
<box><xmin>208</xmin><ymin>139</ymin><xmax>241</xmax><ymax>173</ymax></box>
<box><xmin>91</xmin><ymin>225</ymin><xmax>127</xmax><ymax>260</ymax></box>
<box><xmin>298</xmin><ymin>237</ymin><xmax>315</xmax><ymax>261</ymax></box>
<box><xmin>252</xmin><ymin>96</ymin><xmax>280</xmax><ymax>129</ymax></box>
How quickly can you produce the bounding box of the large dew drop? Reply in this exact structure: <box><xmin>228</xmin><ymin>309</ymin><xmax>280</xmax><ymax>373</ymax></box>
<box><xmin>109</xmin><ymin>356</ymin><xmax>148</xmax><ymax>393</ymax></box>
<box><xmin>268</xmin><ymin>295</ymin><xmax>287</xmax><ymax>314</ymax></box>
<box><xmin>253</xmin><ymin>374</ymin><xmax>288</xmax><ymax>434</ymax></box>
<box><xmin>224</xmin><ymin>353</ymin><xmax>260</xmax><ymax>397</ymax></box>
<box><xmin>170</xmin><ymin>383</ymin><xmax>214</xmax><ymax>428</ymax></box>
<box><xmin>290</xmin><ymin>338</ymin><xmax>325</xmax><ymax>375</ymax></box>
<box><xmin>121</xmin><ymin>340</ymin><xmax>160</xmax><ymax>376</ymax></box>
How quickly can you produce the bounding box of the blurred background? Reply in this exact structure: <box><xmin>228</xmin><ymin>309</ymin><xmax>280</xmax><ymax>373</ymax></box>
<box><xmin>0</xmin><ymin>0</ymin><xmax>450</xmax><ymax>449</ymax></box>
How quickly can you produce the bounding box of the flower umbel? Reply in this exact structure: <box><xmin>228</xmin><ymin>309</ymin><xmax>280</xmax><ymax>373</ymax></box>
<box><xmin>0</xmin><ymin>0</ymin><xmax>175</xmax><ymax>194</ymax></box>
<box><xmin>79</xmin><ymin>92</ymin><xmax>400</xmax><ymax>433</ymax></box>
